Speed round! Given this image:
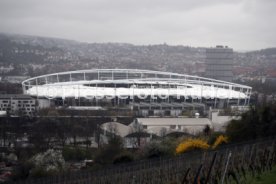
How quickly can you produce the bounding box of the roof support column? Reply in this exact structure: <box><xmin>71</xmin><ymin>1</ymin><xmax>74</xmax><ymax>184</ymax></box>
<box><xmin>237</xmin><ymin>88</ymin><xmax>241</xmax><ymax>106</ymax></box>
<box><xmin>244</xmin><ymin>88</ymin><xmax>248</xmax><ymax>106</ymax></box>
<box><xmin>200</xmin><ymin>82</ymin><xmax>203</xmax><ymax>104</ymax></box>
<box><xmin>227</xmin><ymin>85</ymin><xmax>230</xmax><ymax>108</ymax></box>
<box><xmin>35</xmin><ymin>78</ymin><xmax>38</xmax><ymax>98</ymax></box>
<box><xmin>247</xmin><ymin>89</ymin><xmax>251</xmax><ymax>106</ymax></box>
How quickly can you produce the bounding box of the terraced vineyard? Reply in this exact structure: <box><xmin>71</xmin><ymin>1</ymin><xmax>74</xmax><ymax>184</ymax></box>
<box><xmin>13</xmin><ymin>138</ymin><xmax>276</xmax><ymax>184</ymax></box>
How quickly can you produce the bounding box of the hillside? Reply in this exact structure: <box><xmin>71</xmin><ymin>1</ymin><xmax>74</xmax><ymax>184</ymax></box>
<box><xmin>0</xmin><ymin>33</ymin><xmax>275</xmax><ymax>77</ymax></box>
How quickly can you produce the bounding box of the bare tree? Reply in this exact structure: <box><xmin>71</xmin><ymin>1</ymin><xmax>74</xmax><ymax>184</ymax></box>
<box><xmin>128</xmin><ymin>120</ymin><xmax>145</xmax><ymax>148</ymax></box>
<box><xmin>160</xmin><ymin>127</ymin><xmax>167</xmax><ymax>138</ymax></box>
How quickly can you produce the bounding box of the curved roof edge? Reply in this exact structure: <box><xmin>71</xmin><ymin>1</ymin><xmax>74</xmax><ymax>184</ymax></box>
<box><xmin>22</xmin><ymin>68</ymin><xmax>252</xmax><ymax>89</ymax></box>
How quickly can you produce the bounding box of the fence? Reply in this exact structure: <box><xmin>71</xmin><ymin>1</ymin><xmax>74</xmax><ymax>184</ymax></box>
<box><xmin>13</xmin><ymin>137</ymin><xmax>276</xmax><ymax>184</ymax></box>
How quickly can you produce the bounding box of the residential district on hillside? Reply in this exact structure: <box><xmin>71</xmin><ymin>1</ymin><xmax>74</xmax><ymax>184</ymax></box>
<box><xmin>1</xmin><ymin>33</ymin><xmax>276</xmax><ymax>81</ymax></box>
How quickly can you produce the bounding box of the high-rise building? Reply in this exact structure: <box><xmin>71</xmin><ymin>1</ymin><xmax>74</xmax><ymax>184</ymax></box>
<box><xmin>205</xmin><ymin>46</ymin><xmax>233</xmax><ymax>82</ymax></box>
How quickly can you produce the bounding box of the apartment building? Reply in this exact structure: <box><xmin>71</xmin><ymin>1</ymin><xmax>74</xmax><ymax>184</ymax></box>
<box><xmin>0</xmin><ymin>94</ymin><xmax>36</xmax><ymax>116</ymax></box>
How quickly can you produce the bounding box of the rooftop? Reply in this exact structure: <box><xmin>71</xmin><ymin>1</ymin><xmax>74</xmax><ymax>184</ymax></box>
<box><xmin>136</xmin><ymin>118</ymin><xmax>212</xmax><ymax>126</ymax></box>
<box><xmin>0</xmin><ymin>94</ymin><xmax>33</xmax><ymax>99</ymax></box>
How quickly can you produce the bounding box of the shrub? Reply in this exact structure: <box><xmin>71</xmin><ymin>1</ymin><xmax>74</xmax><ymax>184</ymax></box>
<box><xmin>176</xmin><ymin>135</ymin><xmax>229</xmax><ymax>154</ymax></box>
<box><xmin>29</xmin><ymin>149</ymin><xmax>66</xmax><ymax>177</ymax></box>
<box><xmin>143</xmin><ymin>139</ymin><xmax>176</xmax><ymax>159</ymax></box>
<box><xmin>212</xmin><ymin>135</ymin><xmax>228</xmax><ymax>149</ymax></box>
<box><xmin>94</xmin><ymin>136</ymin><xmax>124</xmax><ymax>165</ymax></box>
<box><xmin>11</xmin><ymin>162</ymin><xmax>32</xmax><ymax>181</ymax></box>
<box><xmin>208</xmin><ymin>132</ymin><xmax>224</xmax><ymax>145</ymax></box>
<box><xmin>176</xmin><ymin>138</ymin><xmax>210</xmax><ymax>154</ymax></box>
<box><xmin>226</xmin><ymin>104</ymin><xmax>276</xmax><ymax>142</ymax></box>
<box><xmin>62</xmin><ymin>147</ymin><xmax>93</xmax><ymax>161</ymax></box>
<box><xmin>113</xmin><ymin>152</ymin><xmax>134</xmax><ymax>164</ymax></box>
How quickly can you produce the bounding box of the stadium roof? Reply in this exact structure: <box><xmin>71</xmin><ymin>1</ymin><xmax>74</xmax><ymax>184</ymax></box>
<box><xmin>22</xmin><ymin>69</ymin><xmax>251</xmax><ymax>100</ymax></box>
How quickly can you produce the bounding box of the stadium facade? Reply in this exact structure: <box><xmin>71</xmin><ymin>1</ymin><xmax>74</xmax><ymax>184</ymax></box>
<box><xmin>22</xmin><ymin>69</ymin><xmax>251</xmax><ymax>116</ymax></box>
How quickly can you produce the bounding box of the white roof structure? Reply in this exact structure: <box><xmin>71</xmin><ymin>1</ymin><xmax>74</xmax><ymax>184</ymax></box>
<box><xmin>22</xmin><ymin>69</ymin><xmax>251</xmax><ymax>101</ymax></box>
<box><xmin>101</xmin><ymin>122</ymin><xmax>132</xmax><ymax>137</ymax></box>
<box><xmin>136</xmin><ymin>118</ymin><xmax>212</xmax><ymax>136</ymax></box>
<box><xmin>136</xmin><ymin>118</ymin><xmax>212</xmax><ymax>126</ymax></box>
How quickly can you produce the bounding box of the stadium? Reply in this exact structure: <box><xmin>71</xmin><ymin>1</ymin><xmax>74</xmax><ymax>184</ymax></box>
<box><xmin>22</xmin><ymin>69</ymin><xmax>252</xmax><ymax>116</ymax></box>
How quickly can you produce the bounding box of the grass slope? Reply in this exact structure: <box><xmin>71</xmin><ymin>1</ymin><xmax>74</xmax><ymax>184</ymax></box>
<box><xmin>250</xmin><ymin>167</ymin><xmax>276</xmax><ymax>184</ymax></box>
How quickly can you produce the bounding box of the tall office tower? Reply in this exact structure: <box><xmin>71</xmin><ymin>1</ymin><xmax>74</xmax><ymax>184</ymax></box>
<box><xmin>205</xmin><ymin>45</ymin><xmax>233</xmax><ymax>82</ymax></box>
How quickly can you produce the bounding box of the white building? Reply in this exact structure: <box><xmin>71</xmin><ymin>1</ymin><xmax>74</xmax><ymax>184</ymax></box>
<box><xmin>4</xmin><ymin>76</ymin><xmax>30</xmax><ymax>83</ymax></box>
<box><xmin>0</xmin><ymin>94</ymin><xmax>36</xmax><ymax>116</ymax></box>
<box><xmin>135</xmin><ymin>118</ymin><xmax>213</xmax><ymax>136</ymax></box>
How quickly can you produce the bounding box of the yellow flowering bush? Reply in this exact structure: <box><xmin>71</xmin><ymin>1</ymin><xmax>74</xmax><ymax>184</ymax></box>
<box><xmin>212</xmin><ymin>135</ymin><xmax>228</xmax><ymax>149</ymax></box>
<box><xmin>176</xmin><ymin>138</ymin><xmax>210</xmax><ymax>154</ymax></box>
<box><xmin>175</xmin><ymin>135</ymin><xmax>228</xmax><ymax>154</ymax></box>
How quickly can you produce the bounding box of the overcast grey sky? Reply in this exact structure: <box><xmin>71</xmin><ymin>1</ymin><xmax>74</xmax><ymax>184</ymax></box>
<box><xmin>0</xmin><ymin>0</ymin><xmax>275</xmax><ymax>50</ymax></box>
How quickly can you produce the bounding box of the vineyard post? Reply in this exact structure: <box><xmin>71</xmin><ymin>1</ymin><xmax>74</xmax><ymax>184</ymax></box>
<box><xmin>193</xmin><ymin>164</ymin><xmax>203</xmax><ymax>184</ymax></box>
<box><xmin>205</xmin><ymin>152</ymin><xmax>217</xmax><ymax>184</ymax></box>
<box><xmin>249</xmin><ymin>144</ymin><xmax>255</xmax><ymax>162</ymax></box>
<box><xmin>221</xmin><ymin>151</ymin><xmax>232</xmax><ymax>184</ymax></box>
<box><xmin>181</xmin><ymin>168</ymin><xmax>190</xmax><ymax>184</ymax></box>
<box><xmin>271</xmin><ymin>140</ymin><xmax>276</xmax><ymax>163</ymax></box>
